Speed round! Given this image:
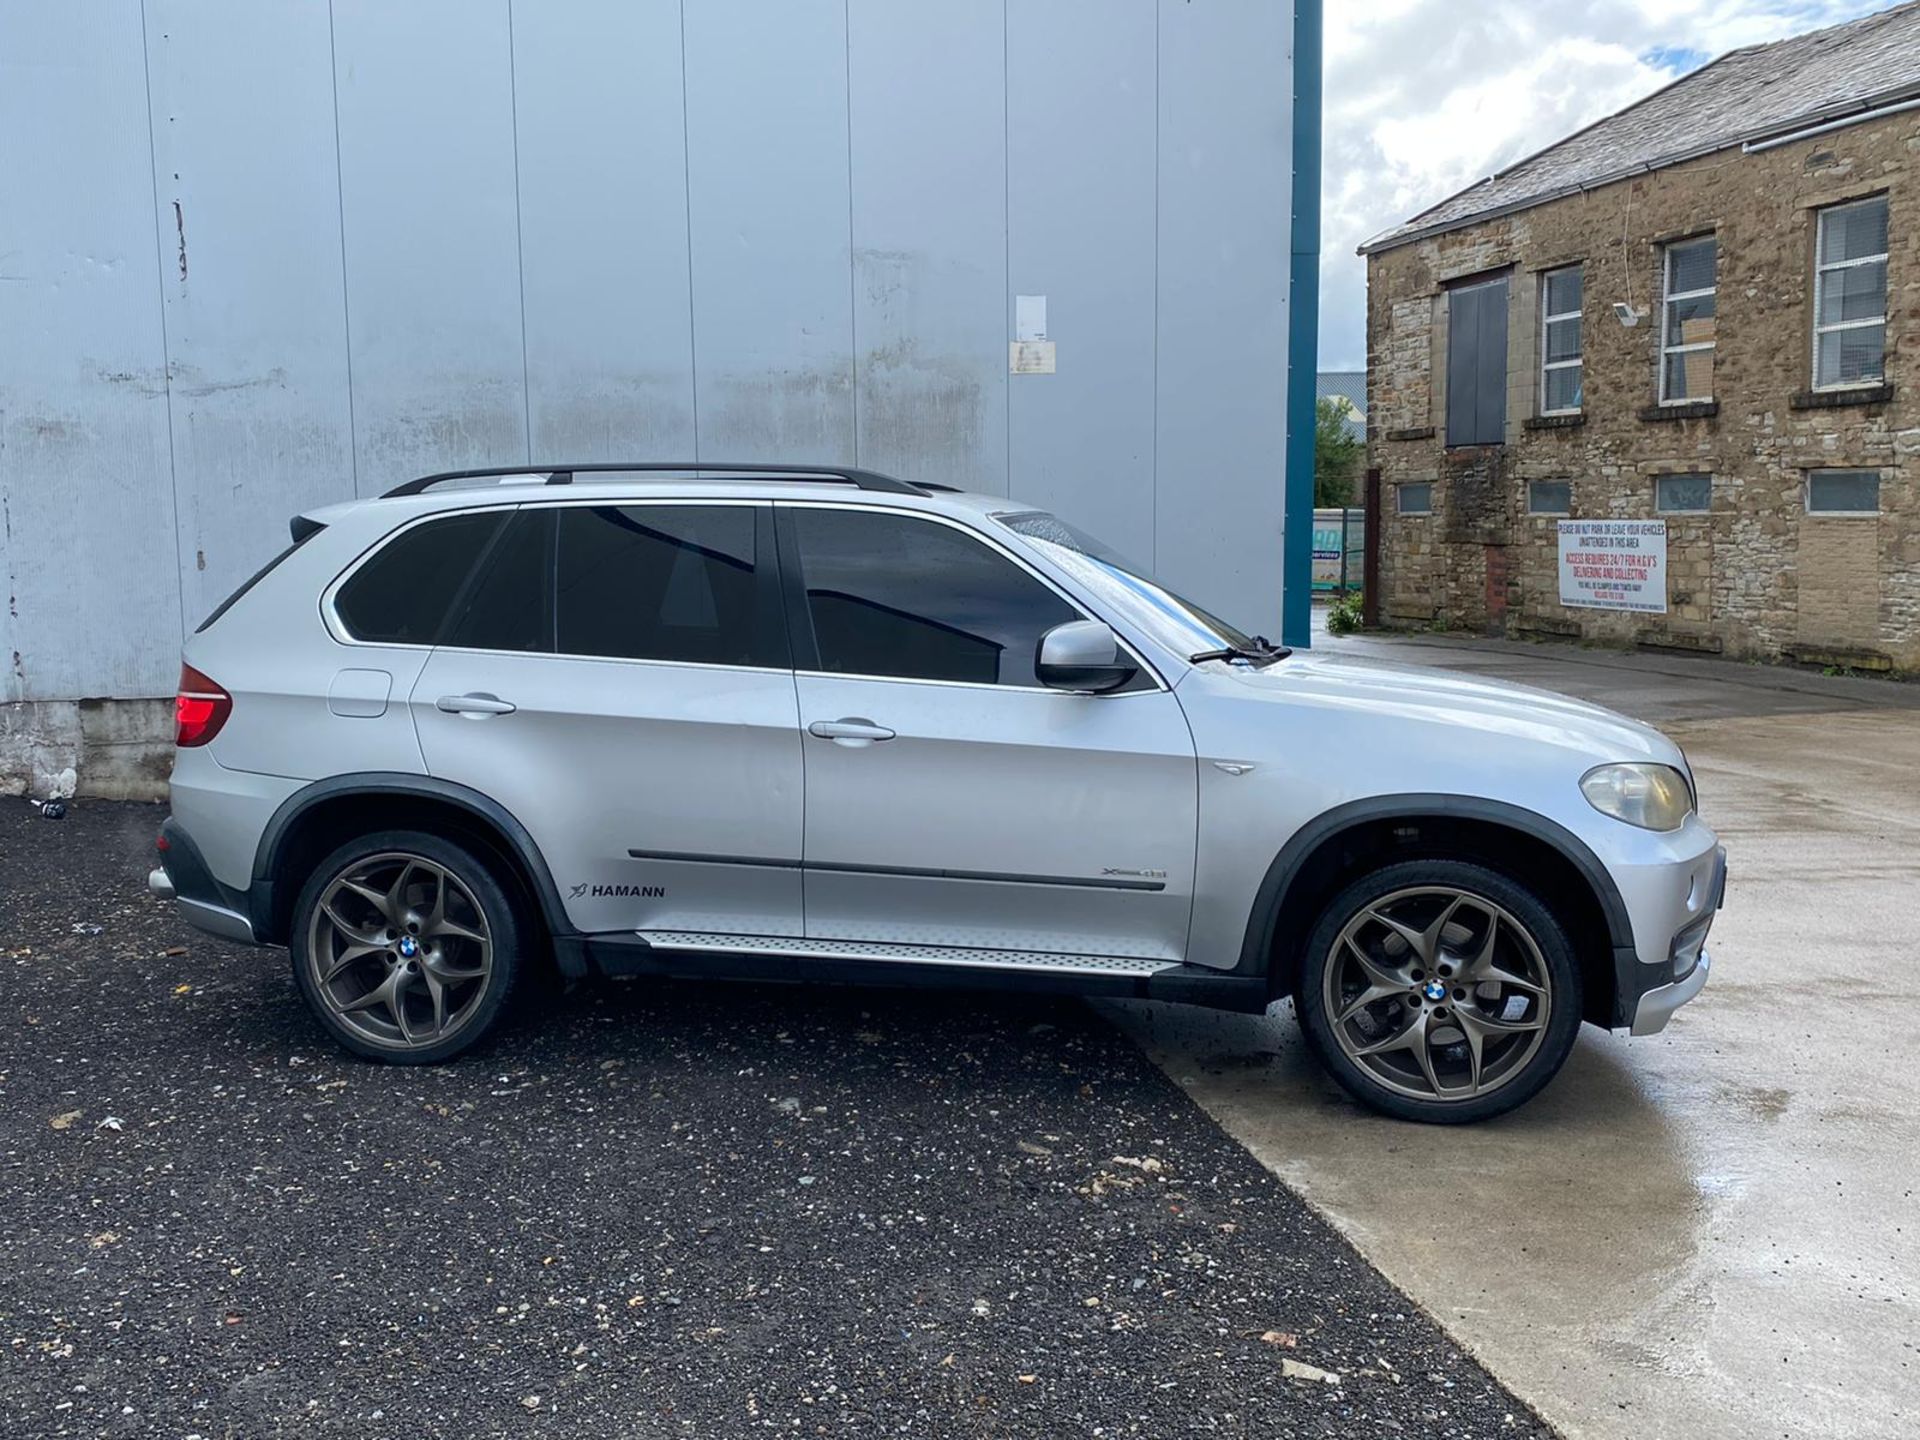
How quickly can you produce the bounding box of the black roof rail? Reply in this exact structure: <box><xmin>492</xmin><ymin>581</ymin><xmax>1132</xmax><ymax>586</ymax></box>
<box><xmin>380</xmin><ymin>461</ymin><xmax>938</xmax><ymax>500</ymax></box>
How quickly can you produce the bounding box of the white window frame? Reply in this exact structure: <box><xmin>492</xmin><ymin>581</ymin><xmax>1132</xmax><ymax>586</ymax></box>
<box><xmin>1805</xmin><ymin>469</ymin><xmax>1880</xmax><ymax>517</ymax></box>
<box><xmin>1539</xmin><ymin>266</ymin><xmax>1583</xmax><ymax>416</ymax></box>
<box><xmin>1659</xmin><ymin>237</ymin><xmax>1717</xmax><ymax>405</ymax></box>
<box><xmin>1397</xmin><ymin>482</ymin><xmax>1433</xmax><ymax>516</ymax></box>
<box><xmin>1812</xmin><ymin>196</ymin><xmax>1889</xmax><ymax>392</ymax></box>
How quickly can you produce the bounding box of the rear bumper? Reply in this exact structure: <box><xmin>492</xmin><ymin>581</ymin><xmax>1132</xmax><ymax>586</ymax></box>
<box><xmin>152</xmin><ymin>817</ymin><xmax>259</xmax><ymax>946</ymax></box>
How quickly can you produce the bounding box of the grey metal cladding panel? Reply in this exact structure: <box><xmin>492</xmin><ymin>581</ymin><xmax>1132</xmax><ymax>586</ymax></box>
<box><xmin>1444</xmin><ymin>279</ymin><xmax>1507</xmax><ymax>447</ymax></box>
<box><xmin>1006</xmin><ymin>0</ymin><xmax>1158</xmax><ymax>563</ymax></box>
<box><xmin>1152</xmin><ymin>0</ymin><xmax>1292</xmax><ymax>640</ymax></box>
<box><xmin>1445</xmin><ymin>288</ymin><xmax>1479</xmax><ymax>447</ymax></box>
<box><xmin>847</xmin><ymin>1</ymin><xmax>1007</xmax><ymax>495</ymax></box>
<box><xmin>683</xmin><ymin>0</ymin><xmax>855</xmax><ymax>465</ymax></box>
<box><xmin>145</xmin><ymin>0</ymin><xmax>356</xmax><ymax>627</ymax></box>
<box><xmin>1477</xmin><ymin>277</ymin><xmax>1508</xmax><ymax>444</ymax></box>
<box><xmin>512</xmin><ymin>0</ymin><xmax>696</xmax><ymax>463</ymax></box>
<box><xmin>0</xmin><ymin>2</ymin><xmax>182</xmax><ymax>700</ymax></box>
<box><xmin>331</xmin><ymin>0</ymin><xmax>528</xmax><ymax>493</ymax></box>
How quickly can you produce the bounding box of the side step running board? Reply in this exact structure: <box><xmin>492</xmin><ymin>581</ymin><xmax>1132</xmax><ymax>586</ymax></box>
<box><xmin>637</xmin><ymin>930</ymin><xmax>1178</xmax><ymax>976</ymax></box>
<box><xmin>554</xmin><ymin>931</ymin><xmax>1273</xmax><ymax>1014</ymax></box>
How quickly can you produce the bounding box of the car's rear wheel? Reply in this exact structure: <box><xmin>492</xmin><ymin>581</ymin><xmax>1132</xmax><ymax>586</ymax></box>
<box><xmin>1295</xmin><ymin>859</ymin><xmax>1582</xmax><ymax>1123</ymax></box>
<box><xmin>289</xmin><ymin>830</ymin><xmax>526</xmax><ymax>1064</ymax></box>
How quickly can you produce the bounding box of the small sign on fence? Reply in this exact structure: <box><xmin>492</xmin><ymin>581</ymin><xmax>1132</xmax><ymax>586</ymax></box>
<box><xmin>1311</xmin><ymin>508</ymin><xmax>1365</xmax><ymax>593</ymax></box>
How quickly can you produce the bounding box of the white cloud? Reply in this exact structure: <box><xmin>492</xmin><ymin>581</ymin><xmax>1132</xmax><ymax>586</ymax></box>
<box><xmin>1317</xmin><ymin>0</ymin><xmax>1893</xmax><ymax>367</ymax></box>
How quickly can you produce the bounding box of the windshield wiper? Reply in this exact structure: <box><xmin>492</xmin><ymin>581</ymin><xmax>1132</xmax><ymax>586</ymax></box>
<box><xmin>1189</xmin><ymin>636</ymin><xmax>1292</xmax><ymax>666</ymax></box>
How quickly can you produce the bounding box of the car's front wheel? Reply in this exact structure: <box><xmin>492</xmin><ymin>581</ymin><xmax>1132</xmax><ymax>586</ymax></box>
<box><xmin>288</xmin><ymin>830</ymin><xmax>526</xmax><ymax>1064</ymax></box>
<box><xmin>1295</xmin><ymin>859</ymin><xmax>1582</xmax><ymax>1123</ymax></box>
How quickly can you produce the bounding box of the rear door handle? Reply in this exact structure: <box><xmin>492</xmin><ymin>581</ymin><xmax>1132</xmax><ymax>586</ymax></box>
<box><xmin>436</xmin><ymin>692</ymin><xmax>517</xmax><ymax>717</ymax></box>
<box><xmin>807</xmin><ymin>717</ymin><xmax>895</xmax><ymax>744</ymax></box>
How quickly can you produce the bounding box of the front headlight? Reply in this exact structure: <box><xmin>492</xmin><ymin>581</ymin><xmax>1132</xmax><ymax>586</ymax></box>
<box><xmin>1580</xmin><ymin>763</ymin><xmax>1694</xmax><ymax>832</ymax></box>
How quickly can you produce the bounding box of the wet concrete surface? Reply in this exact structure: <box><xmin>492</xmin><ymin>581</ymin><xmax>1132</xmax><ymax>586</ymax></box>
<box><xmin>1111</xmin><ymin>631</ymin><xmax>1920</xmax><ymax>1440</ymax></box>
<box><xmin>0</xmin><ymin>800</ymin><xmax>1550</xmax><ymax>1438</ymax></box>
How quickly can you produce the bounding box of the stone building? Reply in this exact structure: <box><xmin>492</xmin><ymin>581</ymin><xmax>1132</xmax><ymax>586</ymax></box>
<box><xmin>1361</xmin><ymin>2</ymin><xmax>1920</xmax><ymax>672</ymax></box>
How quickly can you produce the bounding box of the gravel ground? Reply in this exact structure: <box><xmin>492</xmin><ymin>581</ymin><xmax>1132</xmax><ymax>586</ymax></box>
<box><xmin>0</xmin><ymin>799</ymin><xmax>1550</xmax><ymax>1439</ymax></box>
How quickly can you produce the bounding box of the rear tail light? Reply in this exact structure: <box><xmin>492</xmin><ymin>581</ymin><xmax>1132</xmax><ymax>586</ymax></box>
<box><xmin>175</xmin><ymin>664</ymin><xmax>232</xmax><ymax>748</ymax></box>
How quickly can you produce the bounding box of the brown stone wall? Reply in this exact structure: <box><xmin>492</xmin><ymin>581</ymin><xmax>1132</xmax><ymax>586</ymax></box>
<box><xmin>1365</xmin><ymin>106</ymin><xmax>1920</xmax><ymax>672</ymax></box>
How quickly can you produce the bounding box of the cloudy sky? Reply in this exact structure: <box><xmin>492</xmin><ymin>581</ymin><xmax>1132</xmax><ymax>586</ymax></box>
<box><xmin>1318</xmin><ymin>0</ymin><xmax>1895</xmax><ymax>368</ymax></box>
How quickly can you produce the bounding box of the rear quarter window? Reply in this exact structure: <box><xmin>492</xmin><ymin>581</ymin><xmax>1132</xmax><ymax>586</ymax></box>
<box><xmin>334</xmin><ymin>511</ymin><xmax>507</xmax><ymax>646</ymax></box>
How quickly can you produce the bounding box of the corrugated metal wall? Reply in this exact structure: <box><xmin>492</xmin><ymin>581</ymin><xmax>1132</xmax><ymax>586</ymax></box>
<box><xmin>0</xmin><ymin>0</ymin><xmax>1293</xmax><ymax>704</ymax></box>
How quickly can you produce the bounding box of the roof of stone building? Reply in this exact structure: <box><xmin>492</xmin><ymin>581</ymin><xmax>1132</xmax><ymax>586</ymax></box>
<box><xmin>1360</xmin><ymin>0</ymin><xmax>1920</xmax><ymax>255</ymax></box>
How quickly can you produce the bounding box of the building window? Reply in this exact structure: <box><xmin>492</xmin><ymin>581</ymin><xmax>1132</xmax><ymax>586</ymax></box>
<box><xmin>1806</xmin><ymin>470</ymin><xmax>1880</xmax><ymax>515</ymax></box>
<box><xmin>1397</xmin><ymin>482</ymin><xmax>1433</xmax><ymax>515</ymax></box>
<box><xmin>1539</xmin><ymin>266</ymin><xmax>1583</xmax><ymax>414</ymax></box>
<box><xmin>1655</xmin><ymin>474</ymin><xmax>1712</xmax><ymax>514</ymax></box>
<box><xmin>1445</xmin><ymin>273</ymin><xmax>1509</xmax><ymax>446</ymax></box>
<box><xmin>1813</xmin><ymin>196</ymin><xmax>1888</xmax><ymax>390</ymax></box>
<box><xmin>1660</xmin><ymin>236</ymin><xmax>1717</xmax><ymax>403</ymax></box>
<box><xmin>1526</xmin><ymin>480</ymin><xmax>1571</xmax><ymax>515</ymax></box>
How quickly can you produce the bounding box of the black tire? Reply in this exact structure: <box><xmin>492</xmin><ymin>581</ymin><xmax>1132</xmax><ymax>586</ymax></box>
<box><xmin>1295</xmin><ymin>858</ymin><xmax>1582</xmax><ymax>1124</ymax></box>
<box><xmin>288</xmin><ymin>829</ymin><xmax>528</xmax><ymax>1065</ymax></box>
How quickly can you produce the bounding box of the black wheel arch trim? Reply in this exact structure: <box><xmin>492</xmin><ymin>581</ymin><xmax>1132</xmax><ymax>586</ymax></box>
<box><xmin>1238</xmin><ymin>792</ymin><xmax>1638</xmax><ymax>994</ymax></box>
<box><xmin>159</xmin><ymin>816</ymin><xmax>253</xmax><ymax>920</ymax></box>
<box><xmin>250</xmin><ymin>773</ymin><xmax>575</xmax><ymax>951</ymax></box>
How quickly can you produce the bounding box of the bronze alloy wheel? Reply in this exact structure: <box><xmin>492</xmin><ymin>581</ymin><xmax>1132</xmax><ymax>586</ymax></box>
<box><xmin>305</xmin><ymin>851</ymin><xmax>495</xmax><ymax>1052</ymax></box>
<box><xmin>1321</xmin><ymin>885</ymin><xmax>1552</xmax><ymax>1102</ymax></box>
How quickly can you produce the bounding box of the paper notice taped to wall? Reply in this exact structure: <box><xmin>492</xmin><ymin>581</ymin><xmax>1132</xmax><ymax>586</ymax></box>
<box><xmin>1010</xmin><ymin>340</ymin><xmax>1056</xmax><ymax>374</ymax></box>
<box><xmin>1015</xmin><ymin>294</ymin><xmax>1047</xmax><ymax>342</ymax></box>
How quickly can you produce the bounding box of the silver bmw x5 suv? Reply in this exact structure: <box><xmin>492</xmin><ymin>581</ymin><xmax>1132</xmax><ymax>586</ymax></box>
<box><xmin>151</xmin><ymin>463</ymin><xmax>1724</xmax><ymax>1123</ymax></box>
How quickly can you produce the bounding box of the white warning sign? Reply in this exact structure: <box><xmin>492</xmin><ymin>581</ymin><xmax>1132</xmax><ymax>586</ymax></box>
<box><xmin>1557</xmin><ymin>520</ymin><xmax>1667</xmax><ymax>614</ymax></box>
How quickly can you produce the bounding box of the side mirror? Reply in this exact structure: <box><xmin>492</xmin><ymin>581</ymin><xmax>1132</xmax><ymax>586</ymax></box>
<box><xmin>1036</xmin><ymin>620</ymin><xmax>1137</xmax><ymax>693</ymax></box>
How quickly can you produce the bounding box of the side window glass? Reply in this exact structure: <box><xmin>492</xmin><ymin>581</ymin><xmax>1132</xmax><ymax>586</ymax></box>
<box><xmin>446</xmin><ymin>509</ymin><xmax>554</xmax><ymax>652</ymax></box>
<box><xmin>791</xmin><ymin>508</ymin><xmax>1081</xmax><ymax>686</ymax></box>
<box><xmin>334</xmin><ymin>511</ymin><xmax>506</xmax><ymax>646</ymax></box>
<box><xmin>554</xmin><ymin>505</ymin><xmax>775</xmax><ymax>667</ymax></box>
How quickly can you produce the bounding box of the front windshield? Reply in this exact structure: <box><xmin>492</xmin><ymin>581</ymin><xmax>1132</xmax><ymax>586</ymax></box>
<box><xmin>995</xmin><ymin>511</ymin><xmax>1261</xmax><ymax>658</ymax></box>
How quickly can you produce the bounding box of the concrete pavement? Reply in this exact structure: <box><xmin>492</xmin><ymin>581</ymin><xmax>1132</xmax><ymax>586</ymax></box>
<box><xmin>1111</xmin><ymin>629</ymin><xmax>1920</xmax><ymax>1439</ymax></box>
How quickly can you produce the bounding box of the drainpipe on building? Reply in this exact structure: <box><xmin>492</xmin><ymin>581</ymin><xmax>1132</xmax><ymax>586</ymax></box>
<box><xmin>1362</xmin><ymin>467</ymin><xmax>1382</xmax><ymax>629</ymax></box>
<box><xmin>1281</xmin><ymin>0</ymin><xmax>1323</xmax><ymax>650</ymax></box>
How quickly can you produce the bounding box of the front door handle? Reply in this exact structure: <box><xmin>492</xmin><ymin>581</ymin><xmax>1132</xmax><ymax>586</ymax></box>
<box><xmin>807</xmin><ymin>717</ymin><xmax>895</xmax><ymax>744</ymax></box>
<box><xmin>436</xmin><ymin>692</ymin><xmax>517</xmax><ymax>717</ymax></box>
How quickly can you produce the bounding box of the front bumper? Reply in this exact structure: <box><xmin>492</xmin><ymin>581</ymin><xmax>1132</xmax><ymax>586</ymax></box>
<box><xmin>1631</xmin><ymin>951</ymin><xmax>1711</xmax><ymax>1036</ymax></box>
<box><xmin>1618</xmin><ymin>842</ymin><xmax>1725</xmax><ymax>1033</ymax></box>
<box><xmin>151</xmin><ymin>817</ymin><xmax>259</xmax><ymax>946</ymax></box>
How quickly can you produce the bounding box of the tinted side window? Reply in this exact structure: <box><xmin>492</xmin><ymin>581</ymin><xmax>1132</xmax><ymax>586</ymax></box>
<box><xmin>446</xmin><ymin>509</ymin><xmax>554</xmax><ymax>652</ymax></box>
<box><xmin>791</xmin><ymin>509</ymin><xmax>1080</xmax><ymax>686</ymax></box>
<box><xmin>554</xmin><ymin>505</ymin><xmax>775</xmax><ymax>666</ymax></box>
<box><xmin>335</xmin><ymin>511</ymin><xmax>506</xmax><ymax>645</ymax></box>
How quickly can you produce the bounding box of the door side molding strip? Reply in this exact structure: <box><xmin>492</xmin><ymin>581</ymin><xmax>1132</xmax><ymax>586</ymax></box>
<box><xmin>626</xmin><ymin>849</ymin><xmax>1167</xmax><ymax>892</ymax></box>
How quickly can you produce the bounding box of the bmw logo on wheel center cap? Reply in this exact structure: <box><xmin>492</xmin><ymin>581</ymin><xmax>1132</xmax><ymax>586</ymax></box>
<box><xmin>1423</xmin><ymin>979</ymin><xmax>1447</xmax><ymax>1002</ymax></box>
<box><xmin>397</xmin><ymin>935</ymin><xmax>420</xmax><ymax>958</ymax></box>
